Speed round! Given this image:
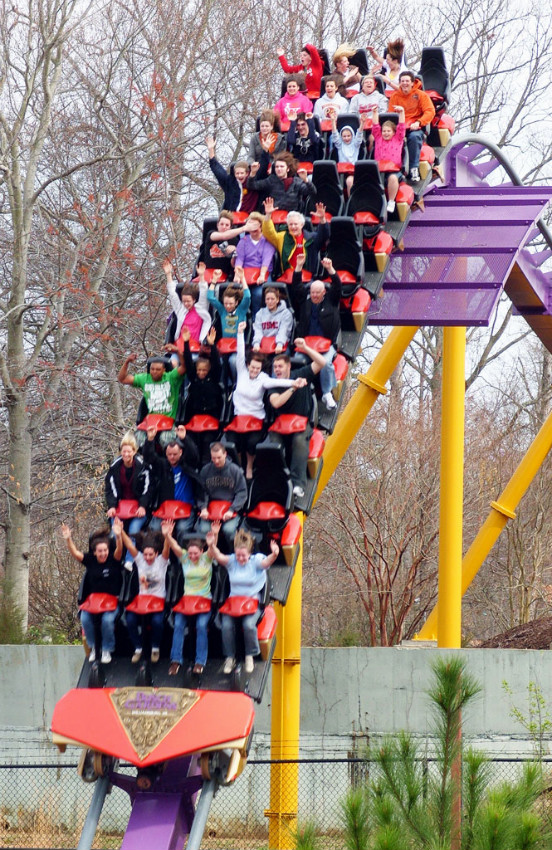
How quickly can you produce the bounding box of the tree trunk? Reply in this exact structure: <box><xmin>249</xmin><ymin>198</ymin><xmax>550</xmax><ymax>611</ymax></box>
<box><xmin>4</xmin><ymin>393</ymin><xmax>32</xmax><ymax>628</ymax></box>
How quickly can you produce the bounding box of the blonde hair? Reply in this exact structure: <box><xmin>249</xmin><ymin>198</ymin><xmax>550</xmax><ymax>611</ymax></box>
<box><xmin>233</xmin><ymin>530</ymin><xmax>254</xmax><ymax>553</ymax></box>
<box><xmin>247</xmin><ymin>211</ymin><xmax>264</xmax><ymax>225</ymax></box>
<box><xmin>332</xmin><ymin>42</ymin><xmax>356</xmax><ymax>65</ymax></box>
<box><xmin>120</xmin><ymin>431</ymin><xmax>138</xmax><ymax>452</ymax></box>
<box><xmin>381</xmin><ymin>120</ymin><xmax>397</xmax><ymax>134</ymax></box>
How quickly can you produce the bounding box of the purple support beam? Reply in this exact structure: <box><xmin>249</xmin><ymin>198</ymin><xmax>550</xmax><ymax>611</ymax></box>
<box><xmin>368</xmin><ymin>140</ymin><xmax>552</xmax><ymax>328</ymax></box>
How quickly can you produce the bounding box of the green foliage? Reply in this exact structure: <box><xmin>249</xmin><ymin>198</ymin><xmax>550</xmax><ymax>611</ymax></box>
<box><xmin>342</xmin><ymin>787</ymin><xmax>371</xmax><ymax>850</ymax></box>
<box><xmin>292</xmin><ymin>820</ymin><xmax>322</xmax><ymax>850</ymax></box>
<box><xmin>340</xmin><ymin>657</ymin><xmax>552</xmax><ymax>850</ymax></box>
<box><xmin>0</xmin><ymin>580</ymin><xmax>26</xmax><ymax>644</ymax></box>
<box><xmin>502</xmin><ymin>680</ymin><xmax>552</xmax><ymax>760</ymax></box>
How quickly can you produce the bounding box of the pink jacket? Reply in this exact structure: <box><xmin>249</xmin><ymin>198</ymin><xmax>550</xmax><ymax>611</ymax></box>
<box><xmin>372</xmin><ymin>122</ymin><xmax>406</xmax><ymax>170</ymax></box>
<box><xmin>274</xmin><ymin>91</ymin><xmax>313</xmax><ymax>123</ymax></box>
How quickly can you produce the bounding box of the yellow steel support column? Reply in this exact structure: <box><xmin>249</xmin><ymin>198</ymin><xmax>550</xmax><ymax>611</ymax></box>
<box><xmin>267</xmin><ymin>512</ymin><xmax>303</xmax><ymax>849</ymax></box>
<box><xmin>437</xmin><ymin>326</ymin><xmax>466</xmax><ymax>649</ymax></box>
<box><xmin>313</xmin><ymin>326</ymin><xmax>419</xmax><ymax>506</ymax></box>
<box><xmin>419</xmin><ymin>401</ymin><xmax>552</xmax><ymax>641</ymax></box>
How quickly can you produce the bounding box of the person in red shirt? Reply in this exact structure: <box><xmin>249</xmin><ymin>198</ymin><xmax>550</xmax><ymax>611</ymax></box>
<box><xmin>276</xmin><ymin>44</ymin><xmax>324</xmax><ymax>99</ymax></box>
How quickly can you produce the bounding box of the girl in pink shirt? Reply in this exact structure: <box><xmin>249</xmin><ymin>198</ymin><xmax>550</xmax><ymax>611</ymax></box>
<box><xmin>371</xmin><ymin>106</ymin><xmax>406</xmax><ymax>214</ymax></box>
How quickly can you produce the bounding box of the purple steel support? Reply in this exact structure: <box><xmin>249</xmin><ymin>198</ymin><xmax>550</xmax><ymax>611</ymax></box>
<box><xmin>367</xmin><ymin>137</ymin><xmax>552</xmax><ymax>328</ymax></box>
<box><xmin>120</xmin><ymin>793</ymin><xmax>191</xmax><ymax>850</ymax></box>
<box><xmin>108</xmin><ymin>756</ymin><xmax>204</xmax><ymax>850</ymax></box>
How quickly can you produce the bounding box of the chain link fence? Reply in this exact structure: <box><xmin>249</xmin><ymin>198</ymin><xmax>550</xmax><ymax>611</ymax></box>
<box><xmin>1</xmin><ymin>755</ymin><xmax>551</xmax><ymax>848</ymax></box>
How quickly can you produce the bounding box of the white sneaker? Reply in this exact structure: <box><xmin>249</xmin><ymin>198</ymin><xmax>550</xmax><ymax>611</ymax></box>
<box><xmin>151</xmin><ymin>648</ymin><xmax>160</xmax><ymax>663</ymax></box>
<box><xmin>223</xmin><ymin>657</ymin><xmax>235</xmax><ymax>674</ymax></box>
<box><xmin>101</xmin><ymin>650</ymin><xmax>112</xmax><ymax>664</ymax></box>
<box><xmin>131</xmin><ymin>649</ymin><xmax>142</xmax><ymax>664</ymax></box>
<box><xmin>88</xmin><ymin>648</ymin><xmax>96</xmax><ymax>663</ymax></box>
<box><xmin>293</xmin><ymin>485</ymin><xmax>305</xmax><ymax>498</ymax></box>
<box><xmin>244</xmin><ymin>655</ymin><xmax>255</xmax><ymax>674</ymax></box>
<box><xmin>322</xmin><ymin>392</ymin><xmax>337</xmax><ymax>410</ymax></box>
<box><xmin>410</xmin><ymin>167</ymin><xmax>420</xmax><ymax>182</ymax></box>
<box><xmin>387</xmin><ymin>200</ymin><xmax>396</xmax><ymax>214</ymax></box>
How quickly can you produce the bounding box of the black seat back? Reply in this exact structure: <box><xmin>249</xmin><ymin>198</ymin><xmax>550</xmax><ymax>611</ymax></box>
<box><xmin>311</xmin><ymin>160</ymin><xmax>344</xmax><ymax>217</ymax></box>
<box><xmin>420</xmin><ymin>46</ymin><xmax>451</xmax><ymax>104</ymax></box>
<box><xmin>326</xmin><ymin>217</ymin><xmax>365</xmax><ymax>292</ymax></box>
<box><xmin>345</xmin><ymin>160</ymin><xmax>386</xmax><ymax>224</ymax></box>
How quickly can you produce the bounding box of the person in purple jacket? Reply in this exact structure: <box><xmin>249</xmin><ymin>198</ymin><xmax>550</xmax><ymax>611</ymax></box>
<box><xmin>234</xmin><ymin>212</ymin><xmax>276</xmax><ymax>316</ymax></box>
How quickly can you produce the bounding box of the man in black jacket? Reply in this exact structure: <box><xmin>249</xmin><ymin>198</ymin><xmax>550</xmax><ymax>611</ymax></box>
<box><xmin>293</xmin><ymin>256</ymin><xmax>342</xmax><ymax>409</ymax></box>
<box><xmin>143</xmin><ymin>424</ymin><xmax>201</xmax><ymax>541</ymax></box>
<box><xmin>269</xmin><ymin>339</ymin><xmax>327</xmax><ymax>498</ymax></box>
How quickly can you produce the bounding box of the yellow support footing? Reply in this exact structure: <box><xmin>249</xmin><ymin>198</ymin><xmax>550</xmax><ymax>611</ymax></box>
<box><xmin>437</xmin><ymin>326</ymin><xmax>466</xmax><ymax>648</ymax></box>
<box><xmin>268</xmin><ymin>513</ymin><xmax>303</xmax><ymax>849</ymax></box>
<box><xmin>313</xmin><ymin>326</ymin><xmax>419</xmax><ymax>506</ymax></box>
<box><xmin>419</xmin><ymin>400</ymin><xmax>552</xmax><ymax>640</ymax></box>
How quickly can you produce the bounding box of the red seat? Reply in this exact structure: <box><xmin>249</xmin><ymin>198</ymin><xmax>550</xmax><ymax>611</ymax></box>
<box><xmin>176</xmin><ymin>336</ymin><xmax>200</xmax><ymax>353</ymax></box>
<box><xmin>152</xmin><ymin>500</ymin><xmax>192</xmax><ymax>520</ymax></box>
<box><xmin>172</xmin><ymin>595</ymin><xmax>212</xmax><ymax>615</ymax></box>
<box><xmin>333</xmin><ymin>353</ymin><xmax>349</xmax><ymax>382</ymax></box>
<box><xmin>185</xmin><ymin>414</ymin><xmax>220</xmax><ymax>432</ymax></box>
<box><xmin>337</xmin><ymin>162</ymin><xmax>355</xmax><ymax>174</ymax></box>
<box><xmin>205</xmin><ymin>500</ymin><xmax>235</xmax><ymax>520</ymax></box>
<box><xmin>241</xmin><ymin>267</ymin><xmax>261</xmax><ymax>285</ymax></box>
<box><xmin>271</xmin><ymin>210</ymin><xmax>288</xmax><ymax>225</ymax></box>
<box><xmin>202</xmin><ymin>268</ymin><xmax>228</xmax><ymax>283</ymax></box>
<box><xmin>116</xmin><ymin>499</ymin><xmax>140</xmax><ymax>519</ymax></box>
<box><xmin>341</xmin><ymin>288</ymin><xmax>371</xmax><ymax>314</ymax></box>
<box><xmin>269</xmin><ymin>414</ymin><xmax>308</xmax><ymax>434</ymax></box>
<box><xmin>439</xmin><ymin>113</ymin><xmax>455</xmax><ymax>134</ymax></box>
<box><xmin>320</xmin><ymin>120</ymin><xmax>332</xmax><ymax>132</ymax></box>
<box><xmin>232</xmin><ymin>211</ymin><xmax>248</xmax><ymax>224</ymax></box>
<box><xmin>333</xmin><ymin>269</ymin><xmax>357</xmax><ymax>284</ymax></box>
<box><xmin>259</xmin><ymin>337</ymin><xmax>287</xmax><ymax>354</ymax></box>
<box><xmin>126</xmin><ymin>594</ymin><xmax>165</xmax><ymax>614</ymax></box>
<box><xmin>308</xmin><ymin>428</ymin><xmax>325</xmax><ymax>460</ymax></box>
<box><xmin>277</xmin><ymin>268</ymin><xmax>312</xmax><ymax>284</ymax></box>
<box><xmin>396</xmin><ymin>183</ymin><xmax>415</xmax><ymax>206</ymax></box>
<box><xmin>219</xmin><ymin>596</ymin><xmax>259</xmax><ymax>616</ymax></box>
<box><xmin>301</xmin><ymin>336</ymin><xmax>331</xmax><ymax>353</ymax></box>
<box><xmin>353</xmin><ymin>211</ymin><xmax>380</xmax><ymax>225</ymax></box>
<box><xmin>257</xmin><ymin>605</ymin><xmax>276</xmax><ymax>641</ymax></box>
<box><xmin>79</xmin><ymin>593</ymin><xmax>118</xmax><ymax>614</ymax></box>
<box><xmin>377</xmin><ymin>160</ymin><xmax>401</xmax><ymax>173</ymax></box>
<box><xmin>296</xmin><ymin>161</ymin><xmax>314</xmax><ymax>174</ymax></box>
<box><xmin>137</xmin><ymin>413</ymin><xmax>174</xmax><ymax>432</ymax></box>
<box><xmin>225</xmin><ymin>415</ymin><xmax>264</xmax><ymax>433</ymax></box>
<box><xmin>247</xmin><ymin>502</ymin><xmax>287</xmax><ymax>521</ymax></box>
<box><xmin>217</xmin><ymin>337</ymin><xmax>238</xmax><ymax>355</ymax></box>
<box><xmin>420</xmin><ymin>143</ymin><xmax>435</xmax><ymax>164</ymax></box>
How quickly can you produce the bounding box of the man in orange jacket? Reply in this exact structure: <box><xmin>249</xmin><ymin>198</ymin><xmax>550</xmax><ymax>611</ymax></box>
<box><xmin>388</xmin><ymin>70</ymin><xmax>435</xmax><ymax>183</ymax></box>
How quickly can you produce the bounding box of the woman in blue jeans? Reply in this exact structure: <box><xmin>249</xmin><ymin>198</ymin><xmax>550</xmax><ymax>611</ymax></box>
<box><xmin>210</xmin><ymin>530</ymin><xmax>279</xmax><ymax>675</ymax></box>
<box><xmin>60</xmin><ymin>520</ymin><xmax>124</xmax><ymax>665</ymax></box>
<box><xmin>162</xmin><ymin>520</ymin><xmax>219</xmax><ymax>676</ymax></box>
<box><xmin>121</xmin><ymin>526</ymin><xmax>171</xmax><ymax>664</ymax></box>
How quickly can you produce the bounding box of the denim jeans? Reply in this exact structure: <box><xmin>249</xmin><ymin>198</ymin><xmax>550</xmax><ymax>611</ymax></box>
<box><xmin>149</xmin><ymin>514</ymin><xmax>196</xmax><ymax>542</ymax></box>
<box><xmin>197</xmin><ymin>515</ymin><xmax>240</xmax><ymax>547</ymax></box>
<box><xmin>126</xmin><ymin>610</ymin><xmax>165</xmax><ymax>651</ymax></box>
<box><xmin>319</xmin><ymin>346</ymin><xmax>337</xmax><ymax>394</ymax></box>
<box><xmin>80</xmin><ymin>610</ymin><xmax>117</xmax><ymax>653</ymax></box>
<box><xmin>406</xmin><ymin>129</ymin><xmax>424</xmax><ymax>169</ymax></box>
<box><xmin>221</xmin><ymin>611</ymin><xmax>261</xmax><ymax>658</ymax></box>
<box><xmin>170</xmin><ymin>611</ymin><xmax>210</xmax><ymax>666</ymax></box>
